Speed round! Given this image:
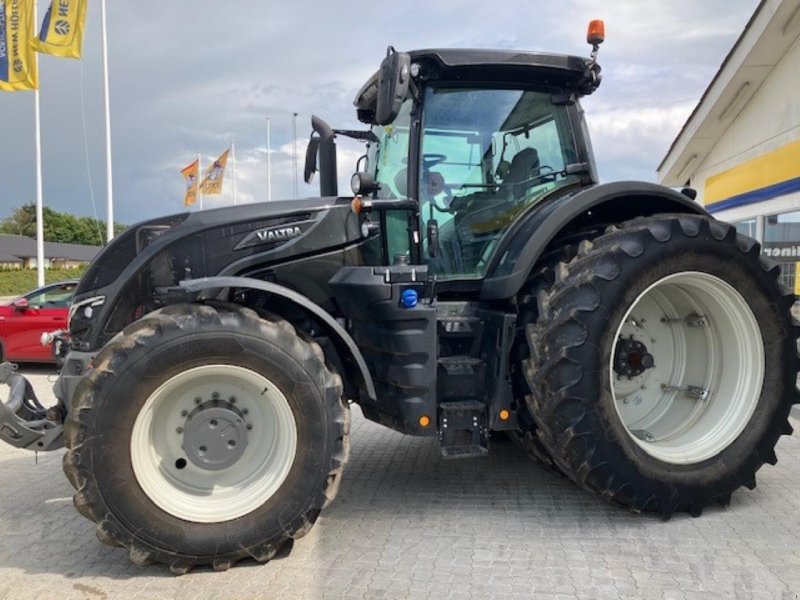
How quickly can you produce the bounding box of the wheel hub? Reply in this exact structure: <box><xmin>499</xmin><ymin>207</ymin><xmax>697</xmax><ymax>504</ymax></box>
<box><xmin>613</xmin><ymin>336</ymin><xmax>655</xmax><ymax>378</ymax></box>
<box><xmin>183</xmin><ymin>402</ymin><xmax>249</xmax><ymax>471</ymax></box>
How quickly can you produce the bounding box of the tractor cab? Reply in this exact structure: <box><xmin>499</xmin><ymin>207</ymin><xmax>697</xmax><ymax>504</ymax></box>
<box><xmin>308</xmin><ymin>40</ymin><xmax>603</xmax><ymax>283</ymax></box>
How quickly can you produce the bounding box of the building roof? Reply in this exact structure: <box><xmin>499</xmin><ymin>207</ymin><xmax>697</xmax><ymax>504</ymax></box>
<box><xmin>0</xmin><ymin>234</ymin><xmax>101</xmax><ymax>263</ymax></box>
<box><xmin>658</xmin><ymin>0</ymin><xmax>800</xmax><ymax>185</ymax></box>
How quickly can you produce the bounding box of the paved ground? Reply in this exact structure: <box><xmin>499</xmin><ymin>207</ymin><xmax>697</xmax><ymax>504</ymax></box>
<box><xmin>0</xmin><ymin>366</ymin><xmax>799</xmax><ymax>600</ymax></box>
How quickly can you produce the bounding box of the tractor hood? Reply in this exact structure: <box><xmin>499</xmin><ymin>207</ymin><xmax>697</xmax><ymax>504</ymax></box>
<box><xmin>71</xmin><ymin>197</ymin><xmax>369</xmax><ymax>350</ymax></box>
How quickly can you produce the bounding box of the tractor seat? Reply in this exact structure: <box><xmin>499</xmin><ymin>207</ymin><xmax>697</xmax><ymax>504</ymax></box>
<box><xmin>503</xmin><ymin>147</ymin><xmax>540</xmax><ymax>200</ymax></box>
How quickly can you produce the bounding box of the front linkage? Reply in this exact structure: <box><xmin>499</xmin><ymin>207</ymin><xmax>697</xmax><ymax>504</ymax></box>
<box><xmin>0</xmin><ymin>361</ymin><xmax>64</xmax><ymax>451</ymax></box>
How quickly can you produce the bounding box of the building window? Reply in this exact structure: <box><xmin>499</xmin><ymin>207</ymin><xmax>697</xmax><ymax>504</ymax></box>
<box><xmin>763</xmin><ymin>211</ymin><xmax>800</xmax><ymax>294</ymax></box>
<box><xmin>732</xmin><ymin>218</ymin><xmax>757</xmax><ymax>239</ymax></box>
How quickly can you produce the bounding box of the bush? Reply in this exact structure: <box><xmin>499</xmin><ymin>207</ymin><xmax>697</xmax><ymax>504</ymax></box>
<box><xmin>0</xmin><ymin>266</ymin><xmax>87</xmax><ymax>297</ymax></box>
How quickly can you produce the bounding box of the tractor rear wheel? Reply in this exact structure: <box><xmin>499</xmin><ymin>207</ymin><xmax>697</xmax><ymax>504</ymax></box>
<box><xmin>63</xmin><ymin>303</ymin><xmax>349</xmax><ymax>573</ymax></box>
<box><xmin>521</xmin><ymin>215</ymin><xmax>799</xmax><ymax>516</ymax></box>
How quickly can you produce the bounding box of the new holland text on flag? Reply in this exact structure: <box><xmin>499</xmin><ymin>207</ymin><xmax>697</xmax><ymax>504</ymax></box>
<box><xmin>199</xmin><ymin>149</ymin><xmax>230</xmax><ymax>195</ymax></box>
<box><xmin>182</xmin><ymin>160</ymin><xmax>199</xmax><ymax>206</ymax></box>
<box><xmin>33</xmin><ymin>0</ymin><xmax>88</xmax><ymax>59</ymax></box>
<box><xmin>0</xmin><ymin>0</ymin><xmax>39</xmax><ymax>91</ymax></box>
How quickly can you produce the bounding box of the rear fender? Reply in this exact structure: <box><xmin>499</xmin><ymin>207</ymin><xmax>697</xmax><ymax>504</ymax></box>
<box><xmin>481</xmin><ymin>181</ymin><xmax>708</xmax><ymax>299</ymax></box>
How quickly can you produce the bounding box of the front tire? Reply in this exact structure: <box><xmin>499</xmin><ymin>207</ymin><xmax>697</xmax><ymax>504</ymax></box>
<box><xmin>63</xmin><ymin>303</ymin><xmax>349</xmax><ymax>572</ymax></box>
<box><xmin>522</xmin><ymin>215</ymin><xmax>798</xmax><ymax>516</ymax></box>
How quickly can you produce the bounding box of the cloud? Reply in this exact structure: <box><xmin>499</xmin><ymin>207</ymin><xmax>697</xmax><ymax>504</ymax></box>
<box><xmin>0</xmin><ymin>0</ymin><xmax>759</xmax><ymax>224</ymax></box>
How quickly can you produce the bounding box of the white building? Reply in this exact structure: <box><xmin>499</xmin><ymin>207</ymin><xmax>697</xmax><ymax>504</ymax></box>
<box><xmin>658</xmin><ymin>0</ymin><xmax>800</xmax><ymax>292</ymax></box>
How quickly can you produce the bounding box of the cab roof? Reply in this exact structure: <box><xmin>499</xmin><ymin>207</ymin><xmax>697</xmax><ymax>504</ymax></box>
<box><xmin>354</xmin><ymin>48</ymin><xmax>599</xmax><ymax>123</ymax></box>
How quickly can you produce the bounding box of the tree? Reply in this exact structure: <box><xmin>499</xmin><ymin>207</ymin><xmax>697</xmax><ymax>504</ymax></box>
<box><xmin>0</xmin><ymin>204</ymin><xmax>125</xmax><ymax>246</ymax></box>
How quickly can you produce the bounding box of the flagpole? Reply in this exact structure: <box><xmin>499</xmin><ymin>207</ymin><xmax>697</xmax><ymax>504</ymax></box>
<box><xmin>197</xmin><ymin>153</ymin><xmax>203</xmax><ymax>210</ymax></box>
<box><xmin>292</xmin><ymin>112</ymin><xmax>298</xmax><ymax>198</ymax></box>
<box><xmin>266</xmin><ymin>116</ymin><xmax>272</xmax><ymax>201</ymax></box>
<box><xmin>231</xmin><ymin>142</ymin><xmax>238</xmax><ymax>206</ymax></box>
<box><xmin>101</xmin><ymin>0</ymin><xmax>114</xmax><ymax>242</ymax></box>
<box><xmin>34</xmin><ymin>0</ymin><xmax>44</xmax><ymax>287</ymax></box>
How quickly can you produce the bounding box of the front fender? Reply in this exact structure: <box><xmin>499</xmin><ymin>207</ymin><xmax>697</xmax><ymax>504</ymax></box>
<box><xmin>179</xmin><ymin>276</ymin><xmax>377</xmax><ymax>401</ymax></box>
<box><xmin>481</xmin><ymin>181</ymin><xmax>708</xmax><ymax>299</ymax></box>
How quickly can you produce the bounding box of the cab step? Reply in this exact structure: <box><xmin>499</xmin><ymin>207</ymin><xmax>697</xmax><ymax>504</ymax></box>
<box><xmin>438</xmin><ymin>400</ymin><xmax>489</xmax><ymax>459</ymax></box>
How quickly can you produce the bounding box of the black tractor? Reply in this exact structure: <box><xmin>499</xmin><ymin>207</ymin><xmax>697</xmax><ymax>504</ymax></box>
<box><xmin>1</xmin><ymin>23</ymin><xmax>797</xmax><ymax>573</ymax></box>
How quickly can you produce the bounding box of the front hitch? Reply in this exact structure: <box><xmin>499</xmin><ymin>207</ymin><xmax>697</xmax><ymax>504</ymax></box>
<box><xmin>0</xmin><ymin>362</ymin><xmax>63</xmax><ymax>451</ymax></box>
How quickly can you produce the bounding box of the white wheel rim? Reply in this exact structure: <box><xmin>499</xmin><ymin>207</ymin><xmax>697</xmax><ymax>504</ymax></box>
<box><xmin>131</xmin><ymin>365</ymin><xmax>297</xmax><ymax>523</ymax></box>
<box><xmin>609</xmin><ymin>271</ymin><xmax>764</xmax><ymax>465</ymax></box>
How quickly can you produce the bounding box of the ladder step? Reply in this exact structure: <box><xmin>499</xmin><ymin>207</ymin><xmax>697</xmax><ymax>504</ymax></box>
<box><xmin>437</xmin><ymin>357</ymin><xmax>484</xmax><ymax>368</ymax></box>
<box><xmin>439</xmin><ymin>400</ymin><xmax>486</xmax><ymax>412</ymax></box>
<box><xmin>438</xmin><ymin>401</ymin><xmax>488</xmax><ymax>459</ymax></box>
<box><xmin>437</xmin><ymin>357</ymin><xmax>485</xmax><ymax>376</ymax></box>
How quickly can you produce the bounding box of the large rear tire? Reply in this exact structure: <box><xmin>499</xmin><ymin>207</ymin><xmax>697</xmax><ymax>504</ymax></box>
<box><xmin>522</xmin><ymin>215</ymin><xmax>799</xmax><ymax>516</ymax></box>
<box><xmin>63</xmin><ymin>303</ymin><xmax>349</xmax><ymax>573</ymax></box>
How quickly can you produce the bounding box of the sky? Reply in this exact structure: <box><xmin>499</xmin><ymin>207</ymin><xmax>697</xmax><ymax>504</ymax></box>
<box><xmin>0</xmin><ymin>0</ymin><xmax>760</xmax><ymax>226</ymax></box>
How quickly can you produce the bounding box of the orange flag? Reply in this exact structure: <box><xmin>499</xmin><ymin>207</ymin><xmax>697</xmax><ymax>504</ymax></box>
<box><xmin>199</xmin><ymin>149</ymin><xmax>229</xmax><ymax>195</ymax></box>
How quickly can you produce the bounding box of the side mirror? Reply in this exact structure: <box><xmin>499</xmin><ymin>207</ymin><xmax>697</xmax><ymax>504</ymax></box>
<box><xmin>304</xmin><ymin>137</ymin><xmax>320</xmax><ymax>184</ymax></box>
<box><xmin>375</xmin><ymin>47</ymin><xmax>411</xmax><ymax>126</ymax></box>
<box><xmin>13</xmin><ymin>297</ymin><xmax>29</xmax><ymax>312</ymax></box>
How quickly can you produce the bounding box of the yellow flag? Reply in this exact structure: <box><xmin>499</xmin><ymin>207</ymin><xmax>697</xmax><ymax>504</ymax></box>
<box><xmin>0</xmin><ymin>0</ymin><xmax>39</xmax><ymax>92</ymax></box>
<box><xmin>32</xmin><ymin>0</ymin><xmax>88</xmax><ymax>59</ymax></box>
<box><xmin>181</xmin><ymin>159</ymin><xmax>199</xmax><ymax>206</ymax></box>
<box><xmin>794</xmin><ymin>263</ymin><xmax>800</xmax><ymax>297</ymax></box>
<box><xmin>199</xmin><ymin>149</ymin><xmax>229</xmax><ymax>195</ymax></box>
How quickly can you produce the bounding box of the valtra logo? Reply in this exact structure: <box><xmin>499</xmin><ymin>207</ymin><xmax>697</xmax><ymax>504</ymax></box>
<box><xmin>234</xmin><ymin>221</ymin><xmax>313</xmax><ymax>251</ymax></box>
<box><xmin>255</xmin><ymin>226</ymin><xmax>302</xmax><ymax>243</ymax></box>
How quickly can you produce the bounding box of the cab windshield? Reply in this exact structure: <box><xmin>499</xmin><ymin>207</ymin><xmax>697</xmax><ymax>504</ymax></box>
<box><xmin>420</xmin><ymin>86</ymin><xmax>581</xmax><ymax>279</ymax></box>
<box><xmin>366</xmin><ymin>99</ymin><xmax>413</xmax><ymax>260</ymax></box>
<box><xmin>366</xmin><ymin>99</ymin><xmax>412</xmax><ymax>200</ymax></box>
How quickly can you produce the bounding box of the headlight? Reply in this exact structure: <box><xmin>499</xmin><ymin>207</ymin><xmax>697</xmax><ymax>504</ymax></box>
<box><xmin>68</xmin><ymin>295</ymin><xmax>106</xmax><ymax>331</ymax></box>
<box><xmin>350</xmin><ymin>172</ymin><xmax>380</xmax><ymax>195</ymax></box>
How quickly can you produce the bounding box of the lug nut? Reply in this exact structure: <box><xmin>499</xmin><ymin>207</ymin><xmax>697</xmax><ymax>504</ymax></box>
<box><xmin>176</xmin><ymin>427</ymin><xmax>183</xmax><ymax>434</ymax></box>
<box><xmin>212</xmin><ymin>392</ymin><xmax>220</xmax><ymax>400</ymax></box>
<box><xmin>230</xmin><ymin>396</ymin><xmax>237</xmax><ymax>403</ymax></box>
<box><xmin>194</xmin><ymin>397</ymin><xmax>202</xmax><ymax>405</ymax></box>
<box><xmin>180</xmin><ymin>410</ymin><xmax>188</xmax><ymax>417</ymax></box>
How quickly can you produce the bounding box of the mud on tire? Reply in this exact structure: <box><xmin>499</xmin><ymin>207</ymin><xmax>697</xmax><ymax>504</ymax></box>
<box><xmin>522</xmin><ymin>215</ymin><xmax>799</xmax><ymax>517</ymax></box>
<box><xmin>63</xmin><ymin>303</ymin><xmax>350</xmax><ymax>573</ymax></box>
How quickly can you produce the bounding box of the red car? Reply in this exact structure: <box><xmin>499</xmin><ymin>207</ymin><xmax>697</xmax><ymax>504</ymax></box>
<box><xmin>0</xmin><ymin>281</ymin><xmax>78</xmax><ymax>363</ymax></box>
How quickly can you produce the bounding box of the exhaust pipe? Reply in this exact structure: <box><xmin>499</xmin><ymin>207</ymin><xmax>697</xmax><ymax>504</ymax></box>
<box><xmin>311</xmin><ymin>115</ymin><xmax>339</xmax><ymax>197</ymax></box>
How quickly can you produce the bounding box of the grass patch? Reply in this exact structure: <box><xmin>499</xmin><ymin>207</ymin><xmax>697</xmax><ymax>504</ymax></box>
<box><xmin>0</xmin><ymin>267</ymin><xmax>87</xmax><ymax>296</ymax></box>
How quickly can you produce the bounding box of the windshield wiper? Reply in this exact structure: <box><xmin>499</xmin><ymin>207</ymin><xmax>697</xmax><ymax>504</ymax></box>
<box><xmin>334</xmin><ymin>129</ymin><xmax>379</xmax><ymax>143</ymax></box>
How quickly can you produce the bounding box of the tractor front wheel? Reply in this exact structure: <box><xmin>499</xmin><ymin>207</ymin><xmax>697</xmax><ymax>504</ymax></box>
<box><xmin>63</xmin><ymin>303</ymin><xmax>349</xmax><ymax>573</ymax></box>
